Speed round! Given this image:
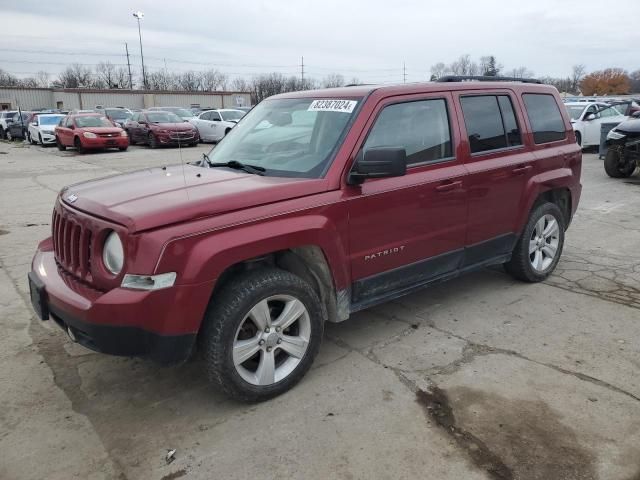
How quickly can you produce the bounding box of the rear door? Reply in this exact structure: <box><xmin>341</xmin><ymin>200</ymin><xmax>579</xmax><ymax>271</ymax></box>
<box><xmin>453</xmin><ymin>90</ymin><xmax>534</xmax><ymax>264</ymax></box>
<box><xmin>345</xmin><ymin>92</ymin><xmax>468</xmax><ymax>307</ymax></box>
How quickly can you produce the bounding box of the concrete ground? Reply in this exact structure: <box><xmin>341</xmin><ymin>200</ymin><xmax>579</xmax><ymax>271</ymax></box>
<box><xmin>0</xmin><ymin>140</ymin><xmax>639</xmax><ymax>480</ymax></box>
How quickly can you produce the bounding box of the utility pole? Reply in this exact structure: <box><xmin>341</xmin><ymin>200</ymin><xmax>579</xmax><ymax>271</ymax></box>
<box><xmin>125</xmin><ymin>43</ymin><xmax>133</xmax><ymax>89</ymax></box>
<box><xmin>301</xmin><ymin>56</ymin><xmax>305</xmax><ymax>87</ymax></box>
<box><xmin>403</xmin><ymin>62</ymin><xmax>407</xmax><ymax>83</ymax></box>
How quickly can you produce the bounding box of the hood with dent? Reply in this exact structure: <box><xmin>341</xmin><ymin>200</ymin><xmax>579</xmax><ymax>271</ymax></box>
<box><xmin>62</xmin><ymin>164</ymin><xmax>326</xmax><ymax>232</ymax></box>
<box><xmin>614</xmin><ymin>117</ymin><xmax>640</xmax><ymax>135</ymax></box>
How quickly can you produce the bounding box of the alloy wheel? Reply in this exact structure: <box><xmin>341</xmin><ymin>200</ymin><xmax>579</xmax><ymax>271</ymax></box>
<box><xmin>529</xmin><ymin>214</ymin><xmax>560</xmax><ymax>272</ymax></box>
<box><xmin>233</xmin><ymin>295</ymin><xmax>311</xmax><ymax>386</ymax></box>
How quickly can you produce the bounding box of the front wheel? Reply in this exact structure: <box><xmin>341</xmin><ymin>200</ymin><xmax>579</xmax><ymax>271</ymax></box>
<box><xmin>74</xmin><ymin>136</ymin><xmax>85</xmax><ymax>153</ymax></box>
<box><xmin>201</xmin><ymin>268</ymin><xmax>323</xmax><ymax>402</ymax></box>
<box><xmin>118</xmin><ymin>146</ymin><xmax>128</xmax><ymax>151</ymax></box>
<box><xmin>505</xmin><ymin>202</ymin><xmax>565</xmax><ymax>282</ymax></box>
<box><xmin>148</xmin><ymin>133</ymin><xmax>158</xmax><ymax>148</ymax></box>
<box><xmin>56</xmin><ymin>137</ymin><xmax>66</xmax><ymax>151</ymax></box>
<box><xmin>575</xmin><ymin>131</ymin><xmax>582</xmax><ymax>147</ymax></box>
<box><xmin>6</xmin><ymin>129</ymin><xmax>13</xmax><ymax>141</ymax></box>
<box><xmin>604</xmin><ymin>147</ymin><xmax>635</xmax><ymax>178</ymax></box>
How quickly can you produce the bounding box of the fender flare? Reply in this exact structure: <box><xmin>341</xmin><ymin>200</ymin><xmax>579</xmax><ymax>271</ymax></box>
<box><xmin>515</xmin><ymin>168</ymin><xmax>573</xmax><ymax>233</ymax></box>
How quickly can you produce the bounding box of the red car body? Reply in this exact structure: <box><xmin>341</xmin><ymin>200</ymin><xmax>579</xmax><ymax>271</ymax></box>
<box><xmin>55</xmin><ymin>113</ymin><xmax>129</xmax><ymax>152</ymax></box>
<box><xmin>29</xmin><ymin>81</ymin><xmax>581</xmax><ymax>365</ymax></box>
<box><xmin>125</xmin><ymin>111</ymin><xmax>199</xmax><ymax>147</ymax></box>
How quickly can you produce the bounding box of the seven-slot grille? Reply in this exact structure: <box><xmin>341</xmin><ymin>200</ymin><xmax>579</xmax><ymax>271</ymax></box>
<box><xmin>52</xmin><ymin>207</ymin><xmax>92</xmax><ymax>280</ymax></box>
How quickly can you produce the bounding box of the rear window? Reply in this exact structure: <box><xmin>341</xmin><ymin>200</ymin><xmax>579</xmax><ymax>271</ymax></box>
<box><xmin>460</xmin><ymin>95</ymin><xmax>522</xmax><ymax>154</ymax></box>
<box><xmin>523</xmin><ymin>94</ymin><xmax>566</xmax><ymax>144</ymax></box>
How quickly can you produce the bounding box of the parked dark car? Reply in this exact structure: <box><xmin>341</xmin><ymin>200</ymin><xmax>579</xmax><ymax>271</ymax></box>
<box><xmin>28</xmin><ymin>77</ymin><xmax>581</xmax><ymax>402</ymax></box>
<box><xmin>5</xmin><ymin>111</ymin><xmax>32</xmax><ymax>141</ymax></box>
<box><xmin>0</xmin><ymin>110</ymin><xmax>18</xmax><ymax>138</ymax></box>
<box><xmin>604</xmin><ymin>111</ymin><xmax>640</xmax><ymax>178</ymax></box>
<box><xmin>124</xmin><ymin>111</ymin><xmax>199</xmax><ymax>147</ymax></box>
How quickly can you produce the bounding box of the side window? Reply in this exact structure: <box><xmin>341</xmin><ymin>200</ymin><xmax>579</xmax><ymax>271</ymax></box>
<box><xmin>460</xmin><ymin>95</ymin><xmax>522</xmax><ymax>153</ymax></box>
<box><xmin>201</xmin><ymin>111</ymin><xmax>211</xmax><ymax>121</ymax></box>
<box><xmin>600</xmin><ymin>106</ymin><xmax>620</xmax><ymax>118</ymax></box>
<box><xmin>523</xmin><ymin>94</ymin><xmax>567</xmax><ymax>144</ymax></box>
<box><xmin>210</xmin><ymin>111</ymin><xmax>222</xmax><ymax>121</ymax></box>
<box><xmin>364</xmin><ymin>99</ymin><xmax>452</xmax><ymax>165</ymax></box>
<box><xmin>65</xmin><ymin>117</ymin><xmax>73</xmax><ymax>128</ymax></box>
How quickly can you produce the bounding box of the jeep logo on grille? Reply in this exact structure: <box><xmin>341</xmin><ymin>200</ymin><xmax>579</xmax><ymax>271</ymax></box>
<box><xmin>66</xmin><ymin>194</ymin><xmax>78</xmax><ymax>203</ymax></box>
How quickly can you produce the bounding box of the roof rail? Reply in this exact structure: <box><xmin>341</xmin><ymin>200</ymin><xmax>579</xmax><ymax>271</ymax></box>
<box><xmin>436</xmin><ymin>75</ymin><xmax>542</xmax><ymax>84</ymax></box>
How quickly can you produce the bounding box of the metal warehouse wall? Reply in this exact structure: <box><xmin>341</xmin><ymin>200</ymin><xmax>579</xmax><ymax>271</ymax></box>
<box><xmin>0</xmin><ymin>87</ymin><xmax>251</xmax><ymax>110</ymax></box>
<box><xmin>0</xmin><ymin>88</ymin><xmax>53</xmax><ymax>110</ymax></box>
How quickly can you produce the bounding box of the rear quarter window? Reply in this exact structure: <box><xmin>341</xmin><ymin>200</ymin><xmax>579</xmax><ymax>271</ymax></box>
<box><xmin>522</xmin><ymin>94</ymin><xmax>566</xmax><ymax>144</ymax></box>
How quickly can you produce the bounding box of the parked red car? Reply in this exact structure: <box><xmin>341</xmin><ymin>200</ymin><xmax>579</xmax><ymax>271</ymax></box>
<box><xmin>29</xmin><ymin>77</ymin><xmax>581</xmax><ymax>401</ymax></box>
<box><xmin>124</xmin><ymin>110</ymin><xmax>199</xmax><ymax>148</ymax></box>
<box><xmin>55</xmin><ymin>114</ymin><xmax>129</xmax><ymax>153</ymax></box>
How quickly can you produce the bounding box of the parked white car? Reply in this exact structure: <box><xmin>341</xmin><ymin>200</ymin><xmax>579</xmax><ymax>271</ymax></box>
<box><xmin>0</xmin><ymin>110</ymin><xmax>17</xmax><ymax>138</ymax></box>
<box><xmin>564</xmin><ymin>102</ymin><xmax>627</xmax><ymax>148</ymax></box>
<box><xmin>28</xmin><ymin>114</ymin><xmax>65</xmax><ymax>146</ymax></box>
<box><xmin>192</xmin><ymin>109</ymin><xmax>245</xmax><ymax>142</ymax></box>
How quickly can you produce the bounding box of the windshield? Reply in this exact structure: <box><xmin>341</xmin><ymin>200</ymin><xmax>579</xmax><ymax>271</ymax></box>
<box><xmin>172</xmin><ymin>108</ymin><xmax>194</xmax><ymax>118</ymax></box>
<box><xmin>565</xmin><ymin>105</ymin><xmax>586</xmax><ymax>120</ymax></box>
<box><xmin>106</xmin><ymin>109</ymin><xmax>131</xmax><ymax>120</ymax></box>
<box><xmin>146</xmin><ymin>112</ymin><xmax>182</xmax><ymax>123</ymax></box>
<box><xmin>39</xmin><ymin>115</ymin><xmax>64</xmax><ymax>125</ymax></box>
<box><xmin>75</xmin><ymin>116</ymin><xmax>114</xmax><ymax>128</ymax></box>
<box><xmin>220</xmin><ymin>110</ymin><xmax>245</xmax><ymax>121</ymax></box>
<box><xmin>206</xmin><ymin>97</ymin><xmax>360</xmax><ymax>178</ymax></box>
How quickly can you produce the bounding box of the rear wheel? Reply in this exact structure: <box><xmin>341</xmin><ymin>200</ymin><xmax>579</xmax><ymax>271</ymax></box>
<box><xmin>74</xmin><ymin>136</ymin><xmax>85</xmax><ymax>153</ymax></box>
<box><xmin>575</xmin><ymin>131</ymin><xmax>582</xmax><ymax>147</ymax></box>
<box><xmin>604</xmin><ymin>147</ymin><xmax>635</xmax><ymax>178</ymax></box>
<box><xmin>118</xmin><ymin>146</ymin><xmax>128</xmax><ymax>151</ymax></box>
<box><xmin>28</xmin><ymin>132</ymin><xmax>36</xmax><ymax>145</ymax></box>
<box><xmin>6</xmin><ymin>129</ymin><xmax>13</xmax><ymax>141</ymax></box>
<box><xmin>505</xmin><ymin>202</ymin><xmax>565</xmax><ymax>282</ymax></box>
<box><xmin>148</xmin><ymin>133</ymin><xmax>158</xmax><ymax>148</ymax></box>
<box><xmin>0</xmin><ymin>127</ymin><xmax>5</xmax><ymax>139</ymax></box>
<box><xmin>201</xmin><ymin>268</ymin><xmax>323</xmax><ymax>402</ymax></box>
<box><xmin>56</xmin><ymin>136</ymin><xmax>66</xmax><ymax>151</ymax></box>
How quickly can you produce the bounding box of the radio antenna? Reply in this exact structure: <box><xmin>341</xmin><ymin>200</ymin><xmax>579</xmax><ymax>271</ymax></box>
<box><xmin>177</xmin><ymin>134</ymin><xmax>189</xmax><ymax>198</ymax></box>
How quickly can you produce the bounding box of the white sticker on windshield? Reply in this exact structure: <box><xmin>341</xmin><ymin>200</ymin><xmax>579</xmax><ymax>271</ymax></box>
<box><xmin>308</xmin><ymin>99</ymin><xmax>358</xmax><ymax>113</ymax></box>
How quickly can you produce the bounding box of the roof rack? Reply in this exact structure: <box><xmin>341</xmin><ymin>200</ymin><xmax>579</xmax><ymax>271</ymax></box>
<box><xmin>436</xmin><ymin>75</ymin><xmax>542</xmax><ymax>84</ymax></box>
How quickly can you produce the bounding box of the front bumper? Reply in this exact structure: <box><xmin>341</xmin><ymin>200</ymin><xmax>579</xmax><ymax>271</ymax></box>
<box><xmin>81</xmin><ymin>136</ymin><xmax>129</xmax><ymax>149</ymax></box>
<box><xmin>29</xmin><ymin>242</ymin><xmax>214</xmax><ymax>364</ymax></box>
<box><xmin>40</xmin><ymin>131</ymin><xmax>56</xmax><ymax>144</ymax></box>
<box><xmin>156</xmin><ymin>132</ymin><xmax>199</xmax><ymax>145</ymax></box>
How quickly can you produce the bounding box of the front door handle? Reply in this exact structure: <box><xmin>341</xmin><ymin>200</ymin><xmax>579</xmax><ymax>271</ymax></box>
<box><xmin>435</xmin><ymin>180</ymin><xmax>462</xmax><ymax>192</ymax></box>
<box><xmin>512</xmin><ymin>165</ymin><xmax>532</xmax><ymax>175</ymax></box>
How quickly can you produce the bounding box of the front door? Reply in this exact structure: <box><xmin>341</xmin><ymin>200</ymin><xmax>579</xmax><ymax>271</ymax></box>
<box><xmin>345</xmin><ymin>93</ymin><xmax>468</xmax><ymax>308</ymax></box>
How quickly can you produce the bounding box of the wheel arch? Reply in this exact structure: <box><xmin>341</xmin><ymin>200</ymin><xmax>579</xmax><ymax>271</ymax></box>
<box><xmin>517</xmin><ymin>170</ymin><xmax>573</xmax><ymax>233</ymax></box>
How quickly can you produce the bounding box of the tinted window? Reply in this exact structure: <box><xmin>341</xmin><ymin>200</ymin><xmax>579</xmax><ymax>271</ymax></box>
<box><xmin>364</xmin><ymin>99</ymin><xmax>452</xmax><ymax>165</ymax></box>
<box><xmin>498</xmin><ymin>96</ymin><xmax>522</xmax><ymax>147</ymax></box>
<box><xmin>461</xmin><ymin>96</ymin><xmax>505</xmax><ymax>153</ymax></box>
<box><xmin>210</xmin><ymin>111</ymin><xmax>222</xmax><ymax>121</ymax></box>
<box><xmin>523</xmin><ymin>94</ymin><xmax>566</xmax><ymax>144</ymax></box>
<box><xmin>200</xmin><ymin>111</ymin><xmax>211</xmax><ymax>120</ymax></box>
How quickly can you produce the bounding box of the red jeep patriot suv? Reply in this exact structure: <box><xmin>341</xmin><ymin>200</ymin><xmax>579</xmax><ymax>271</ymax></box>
<box><xmin>28</xmin><ymin>77</ymin><xmax>582</xmax><ymax>401</ymax></box>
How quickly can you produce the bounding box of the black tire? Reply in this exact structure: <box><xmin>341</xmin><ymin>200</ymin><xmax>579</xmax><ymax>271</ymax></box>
<box><xmin>505</xmin><ymin>202</ymin><xmax>565</xmax><ymax>283</ymax></box>
<box><xmin>6</xmin><ymin>129</ymin><xmax>13</xmax><ymax>141</ymax></box>
<box><xmin>118</xmin><ymin>146</ymin><xmax>128</xmax><ymax>151</ymax></box>
<box><xmin>224</xmin><ymin>128</ymin><xmax>231</xmax><ymax>136</ymax></box>
<box><xmin>74</xmin><ymin>136</ymin><xmax>85</xmax><ymax>153</ymax></box>
<box><xmin>201</xmin><ymin>268</ymin><xmax>323</xmax><ymax>402</ymax></box>
<box><xmin>28</xmin><ymin>132</ymin><xmax>36</xmax><ymax>145</ymax></box>
<box><xmin>575</xmin><ymin>131</ymin><xmax>582</xmax><ymax>147</ymax></box>
<box><xmin>0</xmin><ymin>127</ymin><xmax>5</xmax><ymax>139</ymax></box>
<box><xmin>56</xmin><ymin>137</ymin><xmax>66</xmax><ymax>151</ymax></box>
<box><xmin>604</xmin><ymin>147</ymin><xmax>635</xmax><ymax>178</ymax></box>
<box><xmin>148</xmin><ymin>133</ymin><xmax>157</xmax><ymax>148</ymax></box>
<box><xmin>38</xmin><ymin>134</ymin><xmax>44</xmax><ymax>146</ymax></box>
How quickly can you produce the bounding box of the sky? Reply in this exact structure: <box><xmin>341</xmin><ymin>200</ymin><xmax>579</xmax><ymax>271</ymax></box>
<box><xmin>1</xmin><ymin>0</ymin><xmax>639</xmax><ymax>85</ymax></box>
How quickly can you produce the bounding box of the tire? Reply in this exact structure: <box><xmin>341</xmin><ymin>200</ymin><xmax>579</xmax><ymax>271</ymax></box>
<box><xmin>575</xmin><ymin>131</ymin><xmax>582</xmax><ymax>147</ymax></box>
<box><xmin>56</xmin><ymin>137</ymin><xmax>66</xmax><ymax>151</ymax></box>
<box><xmin>148</xmin><ymin>133</ymin><xmax>157</xmax><ymax>148</ymax></box>
<box><xmin>118</xmin><ymin>146</ymin><xmax>128</xmax><ymax>151</ymax></box>
<box><xmin>604</xmin><ymin>147</ymin><xmax>635</xmax><ymax>178</ymax></box>
<box><xmin>74</xmin><ymin>136</ymin><xmax>85</xmax><ymax>153</ymax></box>
<box><xmin>0</xmin><ymin>127</ymin><xmax>5</xmax><ymax>140</ymax></box>
<box><xmin>28</xmin><ymin>132</ymin><xmax>36</xmax><ymax>145</ymax></box>
<box><xmin>6</xmin><ymin>129</ymin><xmax>13</xmax><ymax>141</ymax></box>
<box><xmin>224</xmin><ymin>128</ymin><xmax>231</xmax><ymax>136</ymax></box>
<box><xmin>505</xmin><ymin>202</ymin><xmax>565</xmax><ymax>282</ymax></box>
<box><xmin>39</xmin><ymin>134</ymin><xmax>44</xmax><ymax>146</ymax></box>
<box><xmin>201</xmin><ymin>268</ymin><xmax>323</xmax><ymax>402</ymax></box>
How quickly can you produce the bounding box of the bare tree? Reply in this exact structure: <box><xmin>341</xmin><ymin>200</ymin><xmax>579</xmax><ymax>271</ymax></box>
<box><xmin>199</xmin><ymin>69</ymin><xmax>228</xmax><ymax>91</ymax></box>
<box><xmin>57</xmin><ymin>64</ymin><xmax>94</xmax><ymax>88</ymax></box>
<box><xmin>630</xmin><ymin>70</ymin><xmax>640</xmax><ymax>94</ymax></box>
<box><xmin>322</xmin><ymin>73</ymin><xmax>345</xmax><ymax>88</ymax></box>
<box><xmin>0</xmin><ymin>69</ymin><xmax>19</xmax><ymax>86</ymax></box>
<box><xmin>230</xmin><ymin>76</ymin><xmax>251</xmax><ymax>92</ymax></box>
<box><xmin>570</xmin><ymin>64</ymin><xmax>586</xmax><ymax>94</ymax></box>
<box><xmin>96</xmin><ymin>62</ymin><xmax>118</xmax><ymax>88</ymax></box>
<box><xmin>510</xmin><ymin>66</ymin><xmax>534</xmax><ymax>79</ymax></box>
<box><xmin>33</xmin><ymin>71</ymin><xmax>50</xmax><ymax>87</ymax></box>
<box><xmin>450</xmin><ymin>55</ymin><xmax>479</xmax><ymax>76</ymax></box>
<box><xmin>430</xmin><ymin>62</ymin><xmax>448</xmax><ymax>80</ymax></box>
<box><xmin>178</xmin><ymin>71</ymin><xmax>201</xmax><ymax>91</ymax></box>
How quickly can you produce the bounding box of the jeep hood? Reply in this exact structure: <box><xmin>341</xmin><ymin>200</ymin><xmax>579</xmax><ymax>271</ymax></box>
<box><xmin>62</xmin><ymin>164</ymin><xmax>327</xmax><ymax>232</ymax></box>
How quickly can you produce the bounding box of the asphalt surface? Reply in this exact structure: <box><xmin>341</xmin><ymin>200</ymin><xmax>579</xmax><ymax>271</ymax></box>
<box><xmin>1</xmin><ymin>140</ymin><xmax>639</xmax><ymax>480</ymax></box>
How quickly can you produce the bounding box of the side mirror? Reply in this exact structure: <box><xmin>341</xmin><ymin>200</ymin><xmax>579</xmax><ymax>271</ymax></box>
<box><xmin>585</xmin><ymin>113</ymin><xmax>596</xmax><ymax>121</ymax></box>
<box><xmin>30</xmin><ymin>121</ymin><xmax>37</xmax><ymax>127</ymax></box>
<box><xmin>632</xmin><ymin>111</ymin><xmax>640</xmax><ymax>118</ymax></box>
<box><xmin>69</xmin><ymin>124</ymin><xmax>75</xmax><ymax>130</ymax></box>
<box><xmin>348</xmin><ymin>147</ymin><xmax>407</xmax><ymax>185</ymax></box>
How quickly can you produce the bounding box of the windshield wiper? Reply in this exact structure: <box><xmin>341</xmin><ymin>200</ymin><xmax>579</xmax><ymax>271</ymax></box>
<box><xmin>202</xmin><ymin>154</ymin><xmax>265</xmax><ymax>176</ymax></box>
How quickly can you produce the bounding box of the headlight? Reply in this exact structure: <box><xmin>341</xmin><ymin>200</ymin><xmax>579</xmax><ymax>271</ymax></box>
<box><xmin>103</xmin><ymin>231</ymin><xmax>124</xmax><ymax>275</ymax></box>
<box><xmin>607</xmin><ymin>129</ymin><xmax>625</xmax><ymax>140</ymax></box>
<box><xmin>83</xmin><ymin>132</ymin><xmax>97</xmax><ymax>138</ymax></box>
<box><xmin>121</xmin><ymin>272</ymin><xmax>176</xmax><ymax>290</ymax></box>
<box><xmin>120</xmin><ymin>130</ymin><xmax>128</xmax><ymax>137</ymax></box>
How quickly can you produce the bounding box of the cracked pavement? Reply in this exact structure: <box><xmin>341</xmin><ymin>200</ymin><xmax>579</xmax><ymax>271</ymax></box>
<box><xmin>1</xmin><ymin>141</ymin><xmax>639</xmax><ymax>480</ymax></box>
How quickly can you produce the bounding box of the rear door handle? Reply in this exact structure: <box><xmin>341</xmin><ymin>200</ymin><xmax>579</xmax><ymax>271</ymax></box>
<box><xmin>435</xmin><ymin>180</ymin><xmax>462</xmax><ymax>192</ymax></box>
<box><xmin>512</xmin><ymin>165</ymin><xmax>532</xmax><ymax>175</ymax></box>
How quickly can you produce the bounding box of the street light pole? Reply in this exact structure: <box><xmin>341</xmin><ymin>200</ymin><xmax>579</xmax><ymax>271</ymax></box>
<box><xmin>133</xmin><ymin>11</ymin><xmax>147</xmax><ymax>89</ymax></box>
